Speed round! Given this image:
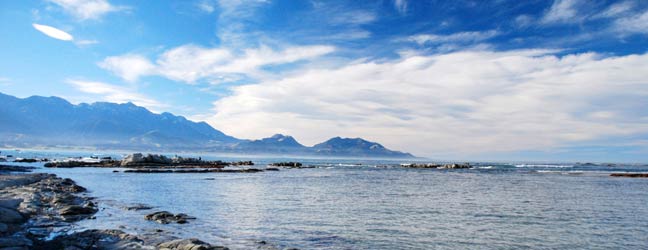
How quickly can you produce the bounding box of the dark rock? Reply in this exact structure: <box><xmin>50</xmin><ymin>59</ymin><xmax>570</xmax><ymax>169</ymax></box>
<box><xmin>0</xmin><ymin>199</ymin><xmax>22</xmax><ymax>209</ymax></box>
<box><xmin>0</xmin><ymin>207</ymin><xmax>24</xmax><ymax>224</ymax></box>
<box><xmin>59</xmin><ymin>205</ymin><xmax>97</xmax><ymax>216</ymax></box>
<box><xmin>145</xmin><ymin>211</ymin><xmax>196</xmax><ymax>224</ymax></box>
<box><xmin>271</xmin><ymin>162</ymin><xmax>302</xmax><ymax>167</ymax></box>
<box><xmin>158</xmin><ymin>238</ymin><xmax>228</xmax><ymax>250</ymax></box>
<box><xmin>265</xmin><ymin>168</ymin><xmax>280</xmax><ymax>171</ymax></box>
<box><xmin>230</xmin><ymin>161</ymin><xmax>254</xmax><ymax>166</ymax></box>
<box><xmin>125</xmin><ymin>204</ymin><xmax>153</xmax><ymax>211</ymax></box>
<box><xmin>0</xmin><ymin>236</ymin><xmax>32</xmax><ymax>248</ymax></box>
<box><xmin>13</xmin><ymin>158</ymin><xmax>38</xmax><ymax>163</ymax></box>
<box><xmin>610</xmin><ymin>173</ymin><xmax>648</xmax><ymax>178</ymax></box>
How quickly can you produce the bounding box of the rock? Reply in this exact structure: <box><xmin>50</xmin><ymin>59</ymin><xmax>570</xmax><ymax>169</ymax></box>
<box><xmin>145</xmin><ymin>211</ymin><xmax>196</xmax><ymax>224</ymax></box>
<box><xmin>13</xmin><ymin>158</ymin><xmax>38</xmax><ymax>163</ymax></box>
<box><xmin>271</xmin><ymin>162</ymin><xmax>302</xmax><ymax>167</ymax></box>
<box><xmin>0</xmin><ymin>207</ymin><xmax>24</xmax><ymax>224</ymax></box>
<box><xmin>0</xmin><ymin>236</ymin><xmax>32</xmax><ymax>248</ymax></box>
<box><xmin>265</xmin><ymin>168</ymin><xmax>279</xmax><ymax>171</ymax></box>
<box><xmin>121</xmin><ymin>153</ymin><xmax>144</xmax><ymax>166</ymax></box>
<box><xmin>125</xmin><ymin>204</ymin><xmax>153</xmax><ymax>211</ymax></box>
<box><xmin>610</xmin><ymin>173</ymin><xmax>648</xmax><ymax>178</ymax></box>
<box><xmin>0</xmin><ymin>223</ymin><xmax>7</xmax><ymax>233</ymax></box>
<box><xmin>0</xmin><ymin>199</ymin><xmax>22</xmax><ymax>209</ymax></box>
<box><xmin>59</xmin><ymin>205</ymin><xmax>97</xmax><ymax>216</ymax></box>
<box><xmin>158</xmin><ymin>238</ymin><xmax>228</xmax><ymax>250</ymax></box>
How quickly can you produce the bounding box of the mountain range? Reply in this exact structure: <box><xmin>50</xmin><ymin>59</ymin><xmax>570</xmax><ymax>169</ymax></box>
<box><xmin>0</xmin><ymin>92</ymin><xmax>414</xmax><ymax>158</ymax></box>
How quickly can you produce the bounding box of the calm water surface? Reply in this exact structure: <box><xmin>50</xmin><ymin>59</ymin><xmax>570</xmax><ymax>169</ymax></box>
<box><xmin>5</xmin><ymin>150</ymin><xmax>648</xmax><ymax>249</ymax></box>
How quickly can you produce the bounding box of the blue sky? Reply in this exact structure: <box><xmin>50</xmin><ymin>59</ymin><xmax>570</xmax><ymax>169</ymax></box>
<box><xmin>1</xmin><ymin>0</ymin><xmax>648</xmax><ymax>162</ymax></box>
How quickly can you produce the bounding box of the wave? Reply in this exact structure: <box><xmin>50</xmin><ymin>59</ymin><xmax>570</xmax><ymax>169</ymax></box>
<box><xmin>515</xmin><ymin>164</ymin><xmax>573</xmax><ymax>168</ymax></box>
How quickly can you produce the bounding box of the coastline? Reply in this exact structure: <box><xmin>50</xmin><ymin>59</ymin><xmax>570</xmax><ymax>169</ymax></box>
<box><xmin>0</xmin><ymin>165</ymin><xmax>229</xmax><ymax>250</ymax></box>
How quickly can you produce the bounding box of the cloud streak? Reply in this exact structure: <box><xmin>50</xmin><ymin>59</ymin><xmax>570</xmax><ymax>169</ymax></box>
<box><xmin>32</xmin><ymin>23</ymin><xmax>73</xmax><ymax>41</ymax></box>
<box><xmin>46</xmin><ymin>0</ymin><xmax>124</xmax><ymax>20</ymax></box>
<box><xmin>67</xmin><ymin>79</ymin><xmax>165</xmax><ymax>111</ymax></box>
<box><xmin>99</xmin><ymin>44</ymin><xmax>335</xmax><ymax>83</ymax></box>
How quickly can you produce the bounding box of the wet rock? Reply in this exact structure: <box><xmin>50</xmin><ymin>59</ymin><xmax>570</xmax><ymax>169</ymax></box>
<box><xmin>0</xmin><ymin>236</ymin><xmax>32</xmax><ymax>248</ymax></box>
<box><xmin>0</xmin><ymin>199</ymin><xmax>22</xmax><ymax>209</ymax></box>
<box><xmin>158</xmin><ymin>238</ymin><xmax>228</xmax><ymax>250</ymax></box>
<box><xmin>610</xmin><ymin>173</ymin><xmax>648</xmax><ymax>178</ymax></box>
<box><xmin>265</xmin><ymin>168</ymin><xmax>280</xmax><ymax>171</ymax></box>
<box><xmin>38</xmin><ymin>229</ymin><xmax>144</xmax><ymax>250</ymax></box>
<box><xmin>125</xmin><ymin>204</ymin><xmax>153</xmax><ymax>211</ymax></box>
<box><xmin>13</xmin><ymin>158</ymin><xmax>38</xmax><ymax>163</ymax></box>
<box><xmin>59</xmin><ymin>205</ymin><xmax>97</xmax><ymax>216</ymax></box>
<box><xmin>145</xmin><ymin>211</ymin><xmax>196</xmax><ymax>224</ymax></box>
<box><xmin>271</xmin><ymin>162</ymin><xmax>302</xmax><ymax>167</ymax></box>
<box><xmin>0</xmin><ymin>207</ymin><xmax>24</xmax><ymax>224</ymax></box>
<box><xmin>230</xmin><ymin>161</ymin><xmax>254</xmax><ymax>166</ymax></box>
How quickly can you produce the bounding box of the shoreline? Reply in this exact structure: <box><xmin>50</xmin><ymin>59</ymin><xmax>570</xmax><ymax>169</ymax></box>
<box><xmin>0</xmin><ymin>165</ymin><xmax>229</xmax><ymax>250</ymax></box>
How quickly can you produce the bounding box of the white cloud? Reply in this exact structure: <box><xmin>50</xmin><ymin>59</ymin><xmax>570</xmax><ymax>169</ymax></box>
<box><xmin>47</xmin><ymin>0</ymin><xmax>124</xmax><ymax>20</ymax></box>
<box><xmin>67</xmin><ymin>79</ymin><xmax>164</xmax><ymax>111</ymax></box>
<box><xmin>393</xmin><ymin>0</ymin><xmax>407</xmax><ymax>14</ymax></box>
<box><xmin>541</xmin><ymin>0</ymin><xmax>581</xmax><ymax>24</ymax></box>
<box><xmin>99</xmin><ymin>44</ymin><xmax>335</xmax><ymax>83</ymax></box>
<box><xmin>196</xmin><ymin>0</ymin><xmax>215</xmax><ymax>13</ymax></box>
<box><xmin>612</xmin><ymin>9</ymin><xmax>648</xmax><ymax>35</ymax></box>
<box><xmin>32</xmin><ymin>23</ymin><xmax>74</xmax><ymax>41</ymax></box>
<box><xmin>99</xmin><ymin>54</ymin><xmax>156</xmax><ymax>82</ymax></box>
<box><xmin>204</xmin><ymin>49</ymin><xmax>648</xmax><ymax>158</ymax></box>
<box><xmin>407</xmin><ymin>30</ymin><xmax>499</xmax><ymax>45</ymax></box>
<box><xmin>594</xmin><ymin>1</ymin><xmax>634</xmax><ymax>19</ymax></box>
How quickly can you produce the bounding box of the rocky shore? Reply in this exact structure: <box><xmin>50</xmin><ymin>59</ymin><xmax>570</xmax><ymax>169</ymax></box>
<box><xmin>0</xmin><ymin>166</ymin><xmax>229</xmax><ymax>250</ymax></box>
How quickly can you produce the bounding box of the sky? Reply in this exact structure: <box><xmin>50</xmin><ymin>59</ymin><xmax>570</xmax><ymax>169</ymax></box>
<box><xmin>1</xmin><ymin>0</ymin><xmax>648</xmax><ymax>162</ymax></box>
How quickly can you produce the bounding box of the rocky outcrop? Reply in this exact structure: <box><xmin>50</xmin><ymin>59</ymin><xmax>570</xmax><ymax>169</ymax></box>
<box><xmin>271</xmin><ymin>162</ymin><xmax>303</xmax><ymax>167</ymax></box>
<box><xmin>145</xmin><ymin>211</ymin><xmax>196</xmax><ymax>224</ymax></box>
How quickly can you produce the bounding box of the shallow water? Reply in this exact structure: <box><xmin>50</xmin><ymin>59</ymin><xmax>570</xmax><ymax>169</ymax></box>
<box><xmin>5</xmin><ymin>150</ymin><xmax>648</xmax><ymax>249</ymax></box>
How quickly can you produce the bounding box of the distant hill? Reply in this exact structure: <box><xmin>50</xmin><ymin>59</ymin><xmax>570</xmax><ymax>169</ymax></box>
<box><xmin>313</xmin><ymin>137</ymin><xmax>413</xmax><ymax>158</ymax></box>
<box><xmin>0</xmin><ymin>92</ymin><xmax>414</xmax><ymax>158</ymax></box>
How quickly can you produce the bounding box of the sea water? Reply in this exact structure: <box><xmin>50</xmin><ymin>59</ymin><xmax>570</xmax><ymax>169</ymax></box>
<box><xmin>4</xmin><ymin>150</ymin><xmax>648</xmax><ymax>249</ymax></box>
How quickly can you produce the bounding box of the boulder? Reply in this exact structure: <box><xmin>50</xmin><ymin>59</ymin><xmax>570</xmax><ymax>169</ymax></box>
<box><xmin>145</xmin><ymin>211</ymin><xmax>196</xmax><ymax>224</ymax></box>
<box><xmin>0</xmin><ymin>207</ymin><xmax>24</xmax><ymax>224</ymax></box>
<box><xmin>0</xmin><ymin>199</ymin><xmax>22</xmax><ymax>209</ymax></box>
<box><xmin>158</xmin><ymin>238</ymin><xmax>227</xmax><ymax>250</ymax></box>
<box><xmin>59</xmin><ymin>205</ymin><xmax>97</xmax><ymax>216</ymax></box>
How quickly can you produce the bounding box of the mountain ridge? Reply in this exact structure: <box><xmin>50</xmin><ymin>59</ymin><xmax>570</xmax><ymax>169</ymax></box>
<box><xmin>0</xmin><ymin>92</ymin><xmax>414</xmax><ymax>158</ymax></box>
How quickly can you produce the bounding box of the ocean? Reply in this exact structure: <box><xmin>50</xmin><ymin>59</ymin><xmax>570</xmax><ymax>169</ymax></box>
<box><xmin>4</xmin><ymin>150</ymin><xmax>648</xmax><ymax>249</ymax></box>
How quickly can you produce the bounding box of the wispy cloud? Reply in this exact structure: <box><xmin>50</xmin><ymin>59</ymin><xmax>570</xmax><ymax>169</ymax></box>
<box><xmin>612</xmin><ymin>9</ymin><xmax>648</xmax><ymax>35</ymax></box>
<box><xmin>196</xmin><ymin>0</ymin><xmax>215</xmax><ymax>13</ymax></box>
<box><xmin>205</xmin><ymin>49</ymin><xmax>648</xmax><ymax>157</ymax></box>
<box><xmin>99</xmin><ymin>44</ymin><xmax>335</xmax><ymax>84</ymax></box>
<box><xmin>541</xmin><ymin>0</ymin><xmax>582</xmax><ymax>24</ymax></box>
<box><xmin>46</xmin><ymin>0</ymin><xmax>125</xmax><ymax>20</ymax></box>
<box><xmin>32</xmin><ymin>23</ymin><xmax>73</xmax><ymax>41</ymax></box>
<box><xmin>393</xmin><ymin>0</ymin><xmax>407</xmax><ymax>14</ymax></box>
<box><xmin>67</xmin><ymin>79</ymin><xmax>165</xmax><ymax>111</ymax></box>
<box><xmin>407</xmin><ymin>30</ymin><xmax>499</xmax><ymax>45</ymax></box>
